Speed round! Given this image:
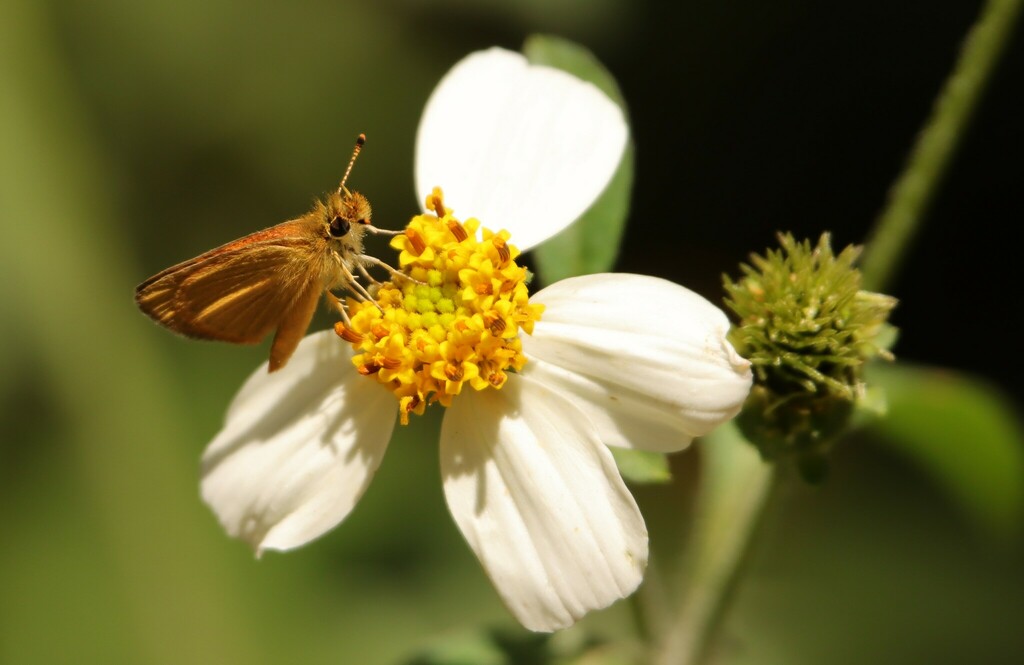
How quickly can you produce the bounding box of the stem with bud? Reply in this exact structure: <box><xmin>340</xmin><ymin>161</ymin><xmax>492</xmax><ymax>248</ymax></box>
<box><xmin>654</xmin><ymin>2</ymin><xmax>1022</xmax><ymax>663</ymax></box>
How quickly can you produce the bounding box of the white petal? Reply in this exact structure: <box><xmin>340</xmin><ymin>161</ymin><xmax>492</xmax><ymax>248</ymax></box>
<box><xmin>416</xmin><ymin>47</ymin><xmax>628</xmax><ymax>251</ymax></box>
<box><xmin>522</xmin><ymin>274</ymin><xmax>752</xmax><ymax>452</ymax></box>
<box><xmin>201</xmin><ymin>331</ymin><xmax>396</xmax><ymax>554</ymax></box>
<box><xmin>440</xmin><ymin>373</ymin><xmax>647</xmax><ymax>632</ymax></box>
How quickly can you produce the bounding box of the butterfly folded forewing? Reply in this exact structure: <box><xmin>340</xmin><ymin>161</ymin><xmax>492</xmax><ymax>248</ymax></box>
<box><xmin>135</xmin><ymin>220</ymin><xmax>325</xmax><ymax>370</ymax></box>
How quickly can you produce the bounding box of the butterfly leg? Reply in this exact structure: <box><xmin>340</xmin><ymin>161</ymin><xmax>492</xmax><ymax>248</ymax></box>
<box><xmin>364</xmin><ymin>225</ymin><xmax>403</xmax><ymax>237</ymax></box>
<box><xmin>356</xmin><ymin>262</ymin><xmax>382</xmax><ymax>287</ymax></box>
<box><xmin>325</xmin><ymin>290</ymin><xmax>353</xmax><ymax>326</ymax></box>
<box><xmin>360</xmin><ymin>254</ymin><xmax>425</xmax><ymax>285</ymax></box>
<box><xmin>341</xmin><ymin>262</ymin><xmax>384</xmax><ymax>312</ymax></box>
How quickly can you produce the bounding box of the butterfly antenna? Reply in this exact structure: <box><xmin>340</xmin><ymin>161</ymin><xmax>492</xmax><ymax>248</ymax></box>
<box><xmin>338</xmin><ymin>133</ymin><xmax>366</xmax><ymax>195</ymax></box>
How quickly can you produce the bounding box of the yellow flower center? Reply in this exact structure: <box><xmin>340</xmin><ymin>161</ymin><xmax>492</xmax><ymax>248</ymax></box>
<box><xmin>336</xmin><ymin>188</ymin><xmax>544</xmax><ymax>424</ymax></box>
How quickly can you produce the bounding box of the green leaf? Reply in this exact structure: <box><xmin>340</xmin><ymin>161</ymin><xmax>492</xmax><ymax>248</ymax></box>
<box><xmin>848</xmin><ymin>383</ymin><xmax>889</xmax><ymax>430</ymax></box>
<box><xmin>866</xmin><ymin>362</ymin><xmax>1024</xmax><ymax>536</ymax></box>
<box><xmin>523</xmin><ymin>34</ymin><xmax>626</xmax><ymax>107</ymax></box>
<box><xmin>523</xmin><ymin>34</ymin><xmax>635</xmax><ymax>284</ymax></box>
<box><xmin>609</xmin><ymin>447</ymin><xmax>672</xmax><ymax>484</ymax></box>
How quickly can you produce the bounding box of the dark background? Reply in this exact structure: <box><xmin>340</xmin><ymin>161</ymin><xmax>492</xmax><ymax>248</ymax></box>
<box><xmin>60</xmin><ymin>0</ymin><xmax>1024</xmax><ymax>397</ymax></box>
<box><xmin>2</xmin><ymin>1</ymin><xmax>1021</xmax><ymax>663</ymax></box>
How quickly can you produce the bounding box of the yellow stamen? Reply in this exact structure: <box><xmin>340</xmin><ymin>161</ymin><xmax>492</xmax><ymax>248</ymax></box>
<box><xmin>486</xmin><ymin>314</ymin><xmax>507</xmax><ymax>335</ymax></box>
<box><xmin>493</xmin><ymin>236</ymin><xmax>511</xmax><ymax>265</ymax></box>
<box><xmin>340</xmin><ymin>189</ymin><xmax>544</xmax><ymax>422</ymax></box>
<box><xmin>447</xmin><ymin>219</ymin><xmax>469</xmax><ymax>242</ymax></box>
<box><xmin>405</xmin><ymin>228</ymin><xmax>427</xmax><ymax>255</ymax></box>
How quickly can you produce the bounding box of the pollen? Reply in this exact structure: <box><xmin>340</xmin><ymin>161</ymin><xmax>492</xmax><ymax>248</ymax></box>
<box><xmin>337</xmin><ymin>188</ymin><xmax>544</xmax><ymax>424</ymax></box>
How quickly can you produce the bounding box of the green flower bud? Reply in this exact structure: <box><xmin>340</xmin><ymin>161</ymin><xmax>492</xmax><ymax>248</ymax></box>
<box><xmin>723</xmin><ymin>233</ymin><xmax>896</xmax><ymax>480</ymax></box>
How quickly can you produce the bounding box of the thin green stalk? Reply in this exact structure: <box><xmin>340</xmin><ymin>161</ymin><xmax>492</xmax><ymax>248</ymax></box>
<box><xmin>651</xmin><ymin>7</ymin><xmax>1019</xmax><ymax>659</ymax></box>
<box><xmin>861</xmin><ymin>0</ymin><xmax>1022</xmax><ymax>292</ymax></box>
<box><xmin>653</xmin><ymin>8</ymin><xmax>1021</xmax><ymax>662</ymax></box>
<box><xmin>655</xmin><ymin>425</ymin><xmax>777</xmax><ymax>665</ymax></box>
<box><xmin>631</xmin><ymin>552</ymin><xmax>671</xmax><ymax>643</ymax></box>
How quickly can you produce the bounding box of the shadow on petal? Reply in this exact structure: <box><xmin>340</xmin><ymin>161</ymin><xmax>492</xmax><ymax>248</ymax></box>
<box><xmin>439</xmin><ymin>374</ymin><xmax>647</xmax><ymax>632</ymax></box>
<box><xmin>203</xmin><ymin>333</ymin><xmax>391</xmax><ymax>473</ymax></box>
<box><xmin>200</xmin><ymin>331</ymin><xmax>397</xmax><ymax>552</ymax></box>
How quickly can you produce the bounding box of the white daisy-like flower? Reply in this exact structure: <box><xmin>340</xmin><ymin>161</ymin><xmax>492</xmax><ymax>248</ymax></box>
<box><xmin>200</xmin><ymin>48</ymin><xmax>753</xmax><ymax>632</ymax></box>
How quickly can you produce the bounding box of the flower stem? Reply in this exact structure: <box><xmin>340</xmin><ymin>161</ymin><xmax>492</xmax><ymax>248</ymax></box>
<box><xmin>860</xmin><ymin>0</ymin><xmax>1022</xmax><ymax>292</ymax></box>
<box><xmin>654</xmin><ymin>424</ymin><xmax>778</xmax><ymax>665</ymax></box>
<box><xmin>652</xmin><ymin>8</ymin><xmax>1022</xmax><ymax>660</ymax></box>
<box><xmin>631</xmin><ymin>552</ymin><xmax>671</xmax><ymax>643</ymax></box>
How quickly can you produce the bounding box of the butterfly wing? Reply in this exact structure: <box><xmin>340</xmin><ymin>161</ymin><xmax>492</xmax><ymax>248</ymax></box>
<box><xmin>268</xmin><ymin>278</ymin><xmax>323</xmax><ymax>372</ymax></box>
<box><xmin>135</xmin><ymin>220</ymin><xmax>326</xmax><ymax>349</ymax></box>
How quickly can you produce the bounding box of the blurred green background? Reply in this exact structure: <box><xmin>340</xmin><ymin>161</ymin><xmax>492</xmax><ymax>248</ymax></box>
<box><xmin>1</xmin><ymin>1</ymin><xmax>1022</xmax><ymax>663</ymax></box>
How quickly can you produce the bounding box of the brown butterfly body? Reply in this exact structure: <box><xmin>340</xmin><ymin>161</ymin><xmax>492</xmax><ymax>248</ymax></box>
<box><xmin>136</xmin><ymin>135</ymin><xmax>396</xmax><ymax>372</ymax></box>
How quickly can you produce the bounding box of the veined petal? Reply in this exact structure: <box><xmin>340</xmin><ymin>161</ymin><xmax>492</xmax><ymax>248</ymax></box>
<box><xmin>201</xmin><ymin>331</ymin><xmax>396</xmax><ymax>554</ymax></box>
<box><xmin>522</xmin><ymin>274</ymin><xmax>752</xmax><ymax>452</ymax></box>
<box><xmin>440</xmin><ymin>373</ymin><xmax>647</xmax><ymax>632</ymax></box>
<box><xmin>415</xmin><ymin>47</ymin><xmax>627</xmax><ymax>252</ymax></box>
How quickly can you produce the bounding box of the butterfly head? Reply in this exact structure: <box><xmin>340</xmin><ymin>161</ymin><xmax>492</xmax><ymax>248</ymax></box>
<box><xmin>325</xmin><ymin>190</ymin><xmax>372</xmax><ymax>239</ymax></box>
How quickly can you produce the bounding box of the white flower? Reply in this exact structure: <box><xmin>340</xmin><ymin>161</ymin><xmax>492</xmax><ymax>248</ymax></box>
<box><xmin>200</xmin><ymin>48</ymin><xmax>753</xmax><ymax>632</ymax></box>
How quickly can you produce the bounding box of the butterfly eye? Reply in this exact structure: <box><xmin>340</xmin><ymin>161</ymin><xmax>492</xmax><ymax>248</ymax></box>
<box><xmin>329</xmin><ymin>217</ymin><xmax>350</xmax><ymax>238</ymax></box>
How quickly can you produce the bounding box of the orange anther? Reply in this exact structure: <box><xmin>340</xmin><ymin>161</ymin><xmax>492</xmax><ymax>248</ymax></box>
<box><xmin>405</xmin><ymin>228</ymin><xmax>427</xmax><ymax>255</ymax></box>
<box><xmin>334</xmin><ymin>322</ymin><xmax>364</xmax><ymax>343</ymax></box>
<box><xmin>447</xmin><ymin>219</ymin><xmax>468</xmax><ymax>242</ymax></box>
<box><xmin>444</xmin><ymin>363</ymin><xmax>464</xmax><ymax>381</ymax></box>
<box><xmin>493</xmin><ymin>237</ymin><xmax>510</xmax><ymax>264</ymax></box>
